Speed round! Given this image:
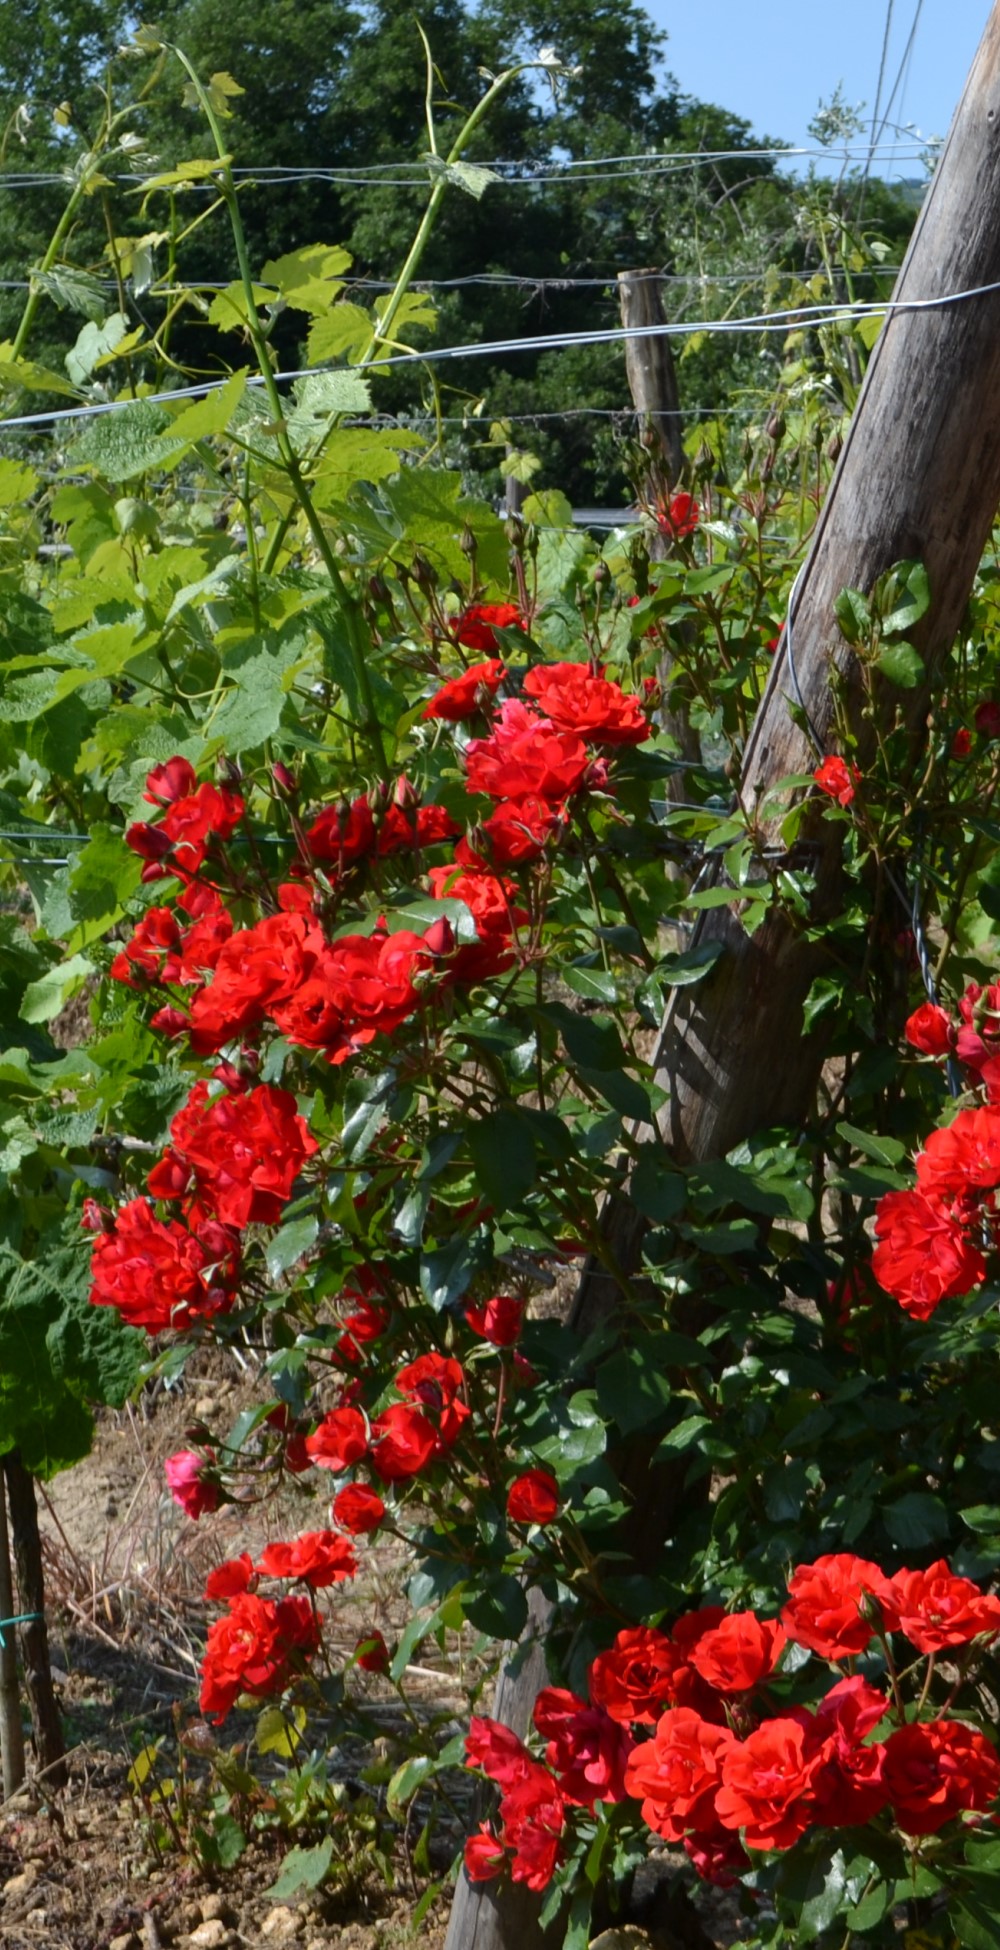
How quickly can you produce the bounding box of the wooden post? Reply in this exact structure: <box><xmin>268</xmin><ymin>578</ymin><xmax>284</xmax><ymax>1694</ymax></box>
<box><xmin>618</xmin><ymin>268</ymin><xmax>684</xmax><ymax>516</ymax></box>
<box><xmin>618</xmin><ymin>267</ymin><xmax>701</xmax><ymax>783</ymax></box>
<box><xmin>0</xmin><ymin>1478</ymin><xmax>25</xmax><ymax>1796</ymax></box>
<box><xmin>446</xmin><ymin>10</ymin><xmax>1000</xmax><ymax>1946</ymax></box>
<box><xmin>3</xmin><ymin>1454</ymin><xmax>65</xmax><ymax>1790</ymax></box>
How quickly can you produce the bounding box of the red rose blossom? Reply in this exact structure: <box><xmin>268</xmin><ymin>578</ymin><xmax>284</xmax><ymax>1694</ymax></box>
<box><xmin>689</xmin><ymin>1611</ymin><xmax>786</xmax><ymax>1694</ymax></box>
<box><xmin>521</xmin><ymin>663</ymin><xmax>649</xmax><ymax>747</ymax></box>
<box><xmin>589</xmin><ymin>1624</ymin><xmax>680</xmax><ymax>1726</ymax></box>
<box><xmin>199</xmin><ymin>1591</ymin><xmax>321</xmax><ymax>1720</ymax></box>
<box><xmin>255</xmin><ymin>1530</ymin><xmax>358</xmax><ymax>1588</ymax></box>
<box><xmin>781</xmin><ymin>1554</ymin><xmax>896</xmax><ymax>1659</ymax></box>
<box><xmin>624</xmin><ymin>1706</ymin><xmax>733</xmax><ymax>1842</ymax></box>
<box><xmin>453</xmin><ymin>603</ymin><xmax>525</xmax><ymax>653</ymax></box>
<box><xmin>304</xmin><ymin>1406</ymin><xmax>369</xmax><ymax>1473</ymax></box>
<box><xmin>905</xmin><ymin>1001</ymin><xmax>955</xmax><ymax>1055</ymax></box>
<box><xmin>814</xmin><ymin>754</ymin><xmax>861</xmax><ymax>807</ymax></box>
<box><xmin>165</xmin><ymin>1449</ymin><xmax>219</xmax><ymax>1520</ymax></box>
<box><xmin>888</xmin><ymin>1560</ymin><xmax>1000</xmax><ymax>1653</ymax></box>
<box><xmin>369</xmin><ymin>1403</ymin><xmax>439</xmax><ymax>1481</ymax></box>
<box><xmin>872</xmin><ymin>1188</ymin><xmax>986</xmax><ymax>1319</ymax></box>
<box><xmin>422</xmin><ymin>659</ymin><xmax>505</xmax><ymax>721</ymax></box>
<box><xmin>332</xmin><ymin>1483</ymin><xmax>386</xmax><ymax>1534</ymax></box>
<box><xmin>716</xmin><ymin>1717</ymin><xmax>822</xmax><ymax>1850</ymax></box>
<box><xmin>465</xmin><ymin>699</ymin><xmax>593</xmax><ymax>803</ymax></box>
<box><xmin>507</xmin><ymin>1469</ymin><xmax>560</xmax><ymax>1525</ymax></box>
<box><xmin>883</xmin><ymin>1719</ymin><xmax>1000</xmax><ymax>1835</ymax></box>
<box><xmin>466</xmin><ymin>1295</ymin><xmax>524</xmax><ymax>1346</ymax></box>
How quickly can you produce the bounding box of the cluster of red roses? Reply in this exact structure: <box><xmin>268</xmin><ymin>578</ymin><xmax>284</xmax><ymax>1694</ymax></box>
<box><xmin>173</xmin><ymin>1292</ymin><xmax>562</xmax><ymax>1720</ymax></box>
<box><xmin>463</xmin><ymin>1552</ymin><xmax>1000</xmax><ymax>1893</ymax></box>
<box><xmin>872</xmin><ymin>982</ymin><xmax>1000</xmax><ymax>1319</ymax></box>
<box><xmin>92</xmin><ymin>650</ymin><xmax>651</xmax><ymax>1336</ymax></box>
<box><xmin>197</xmin><ymin>1527</ymin><xmax>358</xmax><ymax>1718</ymax></box>
<box><xmin>87</xmin><ymin>1078</ymin><xmax>315</xmax><ymax>1332</ymax></box>
<box><xmin>167</xmin><ymin>1288</ymin><xmax>557</xmax><ymax>1533</ymax></box>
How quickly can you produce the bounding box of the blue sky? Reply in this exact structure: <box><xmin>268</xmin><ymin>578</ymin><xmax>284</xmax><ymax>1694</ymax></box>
<box><xmin>644</xmin><ymin>1</ymin><xmax>991</xmax><ymax>172</ymax></box>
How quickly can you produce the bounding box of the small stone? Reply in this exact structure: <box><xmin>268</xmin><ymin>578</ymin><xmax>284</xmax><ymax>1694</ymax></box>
<box><xmin>3</xmin><ymin>1865</ymin><xmax>40</xmax><ymax>1901</ymax></box>
<box><xmin>260</xmin><ymin>1908</ymin><xmax>300</xmax><ymax>1943</ymax></box>
<box><xmin>194</xmin><ymin>1397</ymin><xmax>218</xmax><ymax>1418</ymax></box>
<box><xmin>185</xmin><ymin>1923</ymin><xmax>231</xmax><ymax>1949</ymax></box>
<box><xmin>110</xmin><ymin>1934</ymin><xmax>138</xmax><ymax>1950</ymax></box>
<box><xmin>199</xmin><ymin>1895</ymin><xmax>230</xmax><ymax>1924</ymax></box>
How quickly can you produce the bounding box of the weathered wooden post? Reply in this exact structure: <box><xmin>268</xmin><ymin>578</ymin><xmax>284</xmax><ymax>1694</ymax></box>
<box><xmin>0</xmin><ymin>1479</ymin><xmax>26</xmax><ymax>1796</ymax></box>
<box><xmin>446</xmin><ymin>9</ymin><xmax>1000</xmax><ymax>1944</ymax></box>
<box><xmin>617</xmin><ymin>267</ymin><xmax>684</xmax><ymax>507</ymax></box>
<box><xmin>3</xmin><ymin>1454</ymin><xmax>66</xmax><ymax>1789</ymax></box>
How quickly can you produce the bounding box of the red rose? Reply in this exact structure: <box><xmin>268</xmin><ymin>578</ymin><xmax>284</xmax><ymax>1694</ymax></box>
<box><xmin>165</xmin><ymin>1449</ymin><xmax>219</xmax><ymax>1520</ymax></box>
<box><xmin>915</xmin><ymin>1105</ymin><xmax>1000</xmax><ymax>1198</ymax></box>
<box><xmin>715</xmin><ymin>1718</ymin><xmax>822</xmax><ymax>1850</ymax></box>
<box><xmin>453</xmin><ymin>603</ymin><xmax>525</xmax><ymax>653</ymax></box>
<box><xmin>304</xmin><ymin>1407</ymin><xmax>369</xmax><ymax>1473</ymax></box>
<box><xmin>369</xmin><ymin>1403</ymin><xmax>439</xmax><ymax>1481</ymax></box>
<box><xmin>204</xmin><ymin>1553</ymin><xmax>255</xmax><ymax>1599</ymax></box>
<box><xmin>624</xmin><ymin>1706</ymin><xmax>733</xmax><ymax>1842</ymax></box>
<box><xmin>332</xmin><ymin>1483</ymin><xmax>385</xmax><ymax>1534</ymax></box>
<box><xmin>888</xmin><ymin>1560</ymin><xmax>1000</xmax><ymax>1653</ymax></box>
<box><xmin>256</xmin><ymin>1530</ymin><xmax>358</xmax><ymax>1588</ymax></box>
<box><xmin>814</xmin><ymin>754</ymin><xmax>860</xmax><ymax>807</ymax></box>
<box><xmin>952</xmin><ymin>727</ymin><xmax>972</xmax><ymax>758</ymax></box>
<box><xmin>957</xmin><ymin>981</ymin><xmax>1000</xmax><ymax>1078</ymax></box>
<box><xmin>589</xmin><ymin>1625</ymin><xmax>681</xmax><ymax>1726</ymax></box>
<box><xmin>306</xmin><ymin>795</ymin><xmax>458</xmax><ymax>870</ymax></box>
<box><xmin>465</xmin><ymin>699</ymin><xmax>592</xmax><ymax>802</ymax></box>
<box><xmin>199</xmin><ymin>1591</ymin><xmax>320</xmax><ymax>1720</ymax></box>
<box><xmin>149</xmin><ymin>1080</ymin><xmax>318</xmax><ymax>1229</ymax></box>
<box><xmin>976</xmin><ymin>701</ymin><xmax>1000</xmax><ymax>740</ymax></box>
<box><xmin>144</xmin><ymin>756</ymin><xmax>197</xmax><ymax>806</ymax></box>
<box><xmin>689</xmin><ymin>1612</ymin><xmax>785</xmax><ymax>1694</ymax></box>
<box><xmin>464</xmin><ymin>1826</ymin><xmax>507</xmax><ymax>1882</ymax></box>
<box><xmin>427</xmin><ymin>864</ymin><xmax>526</xmax><ymax>981</ymax></box>
<box><xmin>187</xmin><ymin>912</ymin><xmax>326</xmax><ymax>1052</ymax></box>
<box><xmin>883</xmin><ymin>1719</ymin><xmax>1000</xmax><ymax>1835</ymax></box>
<box><xmin>782</xmin><ymin>1554</ymin><xmax>896</xmax><ymax>1659</ymax></box>
<box><xmin>394</xmin><ymin>1351</ymin><xmax>470</xmax><ymax>1447</ymax></box>
<box><xmin>905</xmin><ymin>1002</ymin><xmax>954</xmax><ymax>1055</ymax></box>
<box><xmin>522</xmin><ymin>663</ymin><xmax>649</xmax><ymax>746</ymax></box>
<box><xmin>333</xmin><ymin>1295</ymin><xmax>389</xmax><ymax>1367</ymax></box>
<box><xmin>355</xmin><ymin>1629</ymin><xmax>391</xmax><ymax>1673</ymax></box>
<box><xmin>500</xmin><ymin>1765</ymin><xmax>566</xmax><ymax>1891</ymax></box>
<box><xmin>872</xmin><ymin>1188</ymin><xmax>986</xmax><ymax>1318</ymax></box>
<box><xmin>507</xmin><ymin>1468</ymin><xmax>560</xmax><ymax>1526</ymax></box>
<box><xmin>532</xmin><ymin>1687</ymin><xmax>633</xmax><ymax>1808</ymax></box>
<box><xmin>809</xmin><ymin>1677</ymin><xmax>890</xmax><ymax>1827</ymax></box>
<box><xmin>90</xmin><ymin>1198</ymin><xmax>239</xmax><ymax>1335</ymax></box>
<box><xmin>455</xmin><ymin>794</ymin><xmax>564</xmax><ymax>868</ymax></box>
<box><xmin>422</xmin><ymin>658</ymin><xmax>505</xmax><ymax>721</ymax></box>
<box><xmin>466</xmin><ymin>1295</ymin><xmax>524</xmax><ymax>1346</ymax></box>
<box><xmin>656</xmin><ymin>492</ymin><xmax>699</xmax><ymax>540</ymax></box>
<box><xmin>466</xmin><ymin>1715</ymin><xmax>534</xmax><ymax>1791</ymax></box>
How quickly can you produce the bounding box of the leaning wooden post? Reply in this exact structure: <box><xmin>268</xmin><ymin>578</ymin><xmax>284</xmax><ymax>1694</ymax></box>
<box><xmin>446</xmin><ymin>10</ymin><xmax>1000</xmax><ymax>1946</ymax></box>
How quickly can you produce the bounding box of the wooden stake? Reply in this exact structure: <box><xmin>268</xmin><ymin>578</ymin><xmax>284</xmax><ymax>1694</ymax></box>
<box><xmin>618</xmin><ymin>268</ymin><xmax>684</xmax><ymax>507</ymax></box>
<box><xmin>0</xmin><ymin>1475</ymin><xmax>25</xmax><ymax>1797</ymax></box>
<box><xmin>3</xmin><ymin>1453</ymin><xmax>66</xmax><ymax>1790</ymax></box>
